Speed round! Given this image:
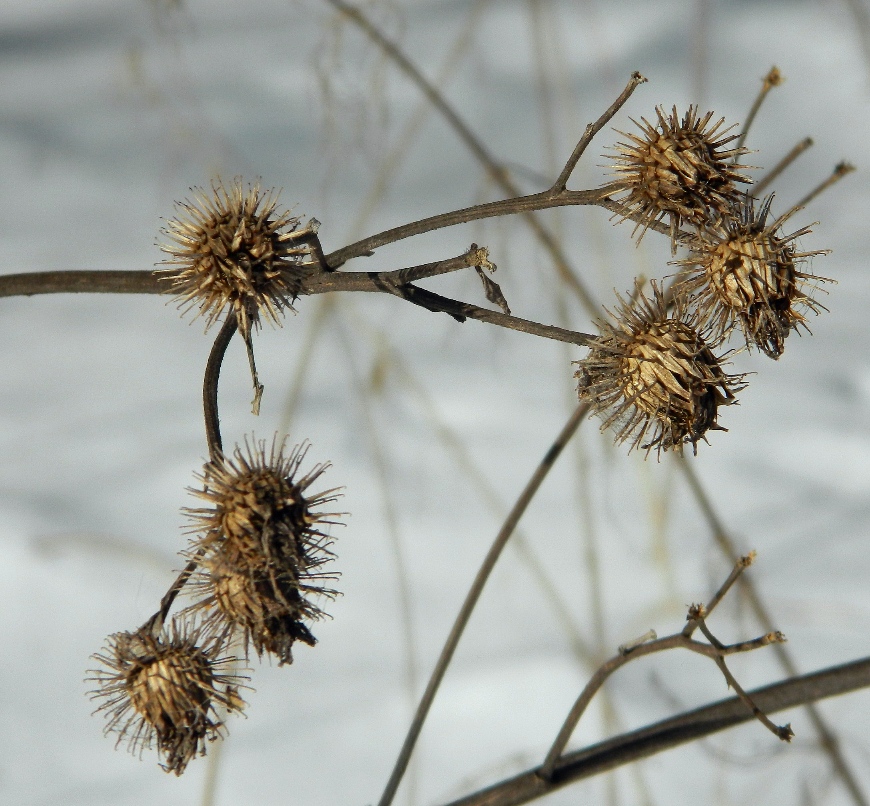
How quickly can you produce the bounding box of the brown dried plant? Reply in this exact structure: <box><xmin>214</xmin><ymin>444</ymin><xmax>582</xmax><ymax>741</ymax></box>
<box><xmin>574</xmin><ymin>283</ymin><xmax>746</xmax><ymax>455</ymax></box>
<box><xmin>88</xmin><ymin>619</ymin><xmax>246</xmax><ymax>776</ymax></box>
<box><xmin>607</xmin><ymin>105</ymin><xmax>753</xmax><ymax>247</ymax></box>
<box><xmin>0</xmin><ymin>56</ymin><xmax>850</xmax><ymax>798</ymax></box>
<box><xmin>159</xmin><ymin>178</ymin><xmax>321</xmax><ymax>339</ymax></box>
<box><xmin>674</xmin><ymin>193</ymin><xmax>830</xmax><ymax>358</ymax></box>
<box><xmin>182</xmin><ymin>437</ymin><xmax>343</xmax><ymax>665</ymax></box>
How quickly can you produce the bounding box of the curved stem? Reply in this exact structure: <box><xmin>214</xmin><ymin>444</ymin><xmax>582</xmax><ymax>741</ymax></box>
<box><xmin>376</xmin><ymin>402</ymin><xmax>590</xmax><ymax>806</ymax></box>
<box><xmin>325</xmin><ymin>188</ymin><xmax>606</xmax><ymax>269</ymax></box>
<box><xmin>203</xmin><ymin>313</ymin><xmax>238</xmax><ymax>462</ymax></box>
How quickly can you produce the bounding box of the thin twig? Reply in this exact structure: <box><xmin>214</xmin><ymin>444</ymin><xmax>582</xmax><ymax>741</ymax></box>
<box><xmin>324</xmin><ymin>187</ymin><xmax>608</xmax><ymax>269</ymax></box>
<box><xmin>143</xmin><ymin>557</ymin><xmax>200</xmax><ymax>636</ymax></box>
<box><xmin>753</xmin><ymin>137</ymin><xmax>814</xmax><ymax>196</ymax></box>
<box><xmin>322</xmin><ymin>0</ymin><xmax>633</xmax><ymax>315</ymax></box>
<box><xmin>376</xmin><ymin>402</ymin><xmax>590</xmax><ymax>806</ymax></box>
<box><xmin>793</xmin><ymin>162</ymin><xmax>856</xmax><ymax>210</ymax></box>
<box><xmin>441</xmin><ymin>656</ymin><xmax>870</xmax><ymax>806</ymax></box>
<box><xmin>683</xmin><ymin>551</ymin><xmax>755</xmax><ymax>637</ymax></box>
<box><xmin>376</xmin><ymin>331</ymin><xmax>594</xmax><ymax>665</ymax></box>
<box><xmin>677</xmin><ymin>458</ymin><xmax>869</xmax><ymax>806</ymax></box>
<box><xmin>384</xmin><ymin>283</ymin><xmax>595</xmax><ymax>347</ymax></box>
<box><xmin>550</xmin><ymin>71</ymin><xmax>647</xmax><ymax>194</ymax></box>
<box><xmin>696</xmin><ymin>619</ymin><xmax>793</xmax><ymax>741</ymax></box>
<box><xmin>735</xmin><ymin>66</ymin><xmax>783</xmax><ymax>153</ymax></box>
<box><xmin>539</xmin><ymin>616</ymin><xmax>782</xmax><ymax>779</ymax></box>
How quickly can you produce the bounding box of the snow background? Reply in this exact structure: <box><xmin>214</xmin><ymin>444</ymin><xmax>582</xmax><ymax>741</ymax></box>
<box><xmin>1</xmin><ymin>0</ymin><xmax>869</xmax><ymax>804</ymax></box>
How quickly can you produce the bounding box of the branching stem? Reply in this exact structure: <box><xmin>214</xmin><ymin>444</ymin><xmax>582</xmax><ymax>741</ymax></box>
<box><xmin>442</xmin><ymin>656</ymin><xmax>870</xmax><ymax>806</ymax></box>
<box><xmin>541</xmin><ymin>557</ymin><xmax>786</xmax><ymax>780</ymax></box>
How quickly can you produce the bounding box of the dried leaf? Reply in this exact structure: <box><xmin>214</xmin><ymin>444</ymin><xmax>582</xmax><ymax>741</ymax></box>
<box><xmin>475</xmin><ymin>266</ymin><xmax>511</xmax><ymax>315</ymax></box>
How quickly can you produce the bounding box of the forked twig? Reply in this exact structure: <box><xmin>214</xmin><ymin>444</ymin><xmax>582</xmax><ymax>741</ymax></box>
<box><xmin>322</xmin><ymin>0</ymin><xmax>648</xmax><ymax>315</ymax></box>
<box><xmin>442</xmin><ymin>656</ymin><xmax>870</xmax><ymax>806</ymax></box>
<box><xmin>695</xmin><ymin>619</ymin><xmax>793</xmax><ymax>741</ymax></box>
<box><xmin>683</xmin><ymin>551</ymin><xmax>755</xmax><ymax>637</ymax></box>
<box><xmin>678</xmin><ymin>458</ymin><xmax>869</xmax><ymax>806</ymax></box>
<box><xmin>550</xmin><ymin>71</ymin><xmax>647</xmax><ymax>193</ymax></box>
<box><xmin>376</xmin><ymin>402</ymin><xmax>591</xmax><ymax>806</ymax></box>
<box><xmin>538</xmin><ymin>557</ymin><xmax>784</xmax><ymax>780</ymax></box>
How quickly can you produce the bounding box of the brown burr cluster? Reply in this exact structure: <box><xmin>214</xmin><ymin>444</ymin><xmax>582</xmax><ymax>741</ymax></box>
<box><xmin>580</xmin><ymin>101</ymin><xmax>830</xmax><ymax>454</ymax></box>
<box><xmin>88</xmin><ymin>620</ymin><xmax>246</xmax><ymax>776</ymax></box>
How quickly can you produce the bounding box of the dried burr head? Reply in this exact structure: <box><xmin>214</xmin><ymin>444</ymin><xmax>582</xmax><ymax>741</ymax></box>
<box><xmin>158</xmin><ymin>178</ymin><xmax>320</xmax><ymax>337</ymax></box>
<box><xmin>607</xmin><ymin>106</ymin><xmax>752</xmax><ymax>247</ymax></box>
<box><xmin>575</xmin><ymin>283</ymin><xmax>746</xmax><ymax>455</ymax></box>
<box><xmin>674</xmin><ymin>194</ymin><xmax>830</xmax><ymax>358</ymax></box>
<box><xmin>183</xmin><ymin>436</ymin><xmax>343</xmax><ymax>665</ymax></box>
<box><xmin>88</xmin><ymin>620</ymin><xmax>245</xmax><ymax>775</ymax></box>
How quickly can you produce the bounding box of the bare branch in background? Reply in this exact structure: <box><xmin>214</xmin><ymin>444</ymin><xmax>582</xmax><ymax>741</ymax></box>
<box><xmin>442</xmin><ymin>656</ymin><xmax>870</xmax><ymax>806</ymax></box>
<box><xmin>377</xmin><ymin>403</ymin><xmax>591</xmax><ymax>806</ymax></box>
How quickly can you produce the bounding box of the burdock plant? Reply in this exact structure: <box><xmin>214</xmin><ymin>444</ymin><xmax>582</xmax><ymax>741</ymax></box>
<box><xmin>607</xmin><ymin>105</ymin><xmax>753</xmax><ymax>247</ymax></box>
<box><xmin>574</xmin><ymin>283</ymin><xmax>746</xmax><ymax>455</ymax></box>
<box><xmin>674</xmin><ymin>193</ymin><xmax>830</xmax><ymax>358</ymax></box>
<box><xmin>88</xmin><ymin>620</ymin><xmax>246</xmax><ymax>776</ymax></box>
<box><xmin>182</xmin><ymin>437</ymin><xmax>344</xmax><ymax>665</ymax></box>
<box><xmin>51</xmin><ymin>63</ymin><xmax>855</xmax><ymax>797</ymax></box>
<box><xmin>159</xmin><ymin>178</ymin><xmax>321</xmax><ymax>339</ymax></box>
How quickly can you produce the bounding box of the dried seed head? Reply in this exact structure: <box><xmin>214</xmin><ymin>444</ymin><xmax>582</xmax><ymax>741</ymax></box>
<box><xmin>607</xmin><ymin>106</ymin><xmax>752</xmax><ymax>245</ymax></box>
<box><xmin>88</xmin><ymin>620</ymin><xmax>246</xmax><ymax>776</ymax></box>
<box><xmin>184</xmin><ymin>436</ymin><xmax>343</xmax><ymax>665</ymax></box>
<box><xmin>575</xmin><ymin>283</ymin><xmax>745</xmax><ymax>455</ymax></box>
<box><xmin>674</xmin><ymin>194</ymin><xmax>830</xmax><ymax>358</ymax></box>
<box><xmin>158</xmin><ymin>178</ymin><xmax>320</xmax><ymax>338</ymax></box>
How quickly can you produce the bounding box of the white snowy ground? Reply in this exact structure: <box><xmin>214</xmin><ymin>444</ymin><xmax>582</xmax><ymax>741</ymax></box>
<box><xmin>1</xmin><ymin>1</ymin><xmax>870</xmax><ymax>805</ymax></box>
